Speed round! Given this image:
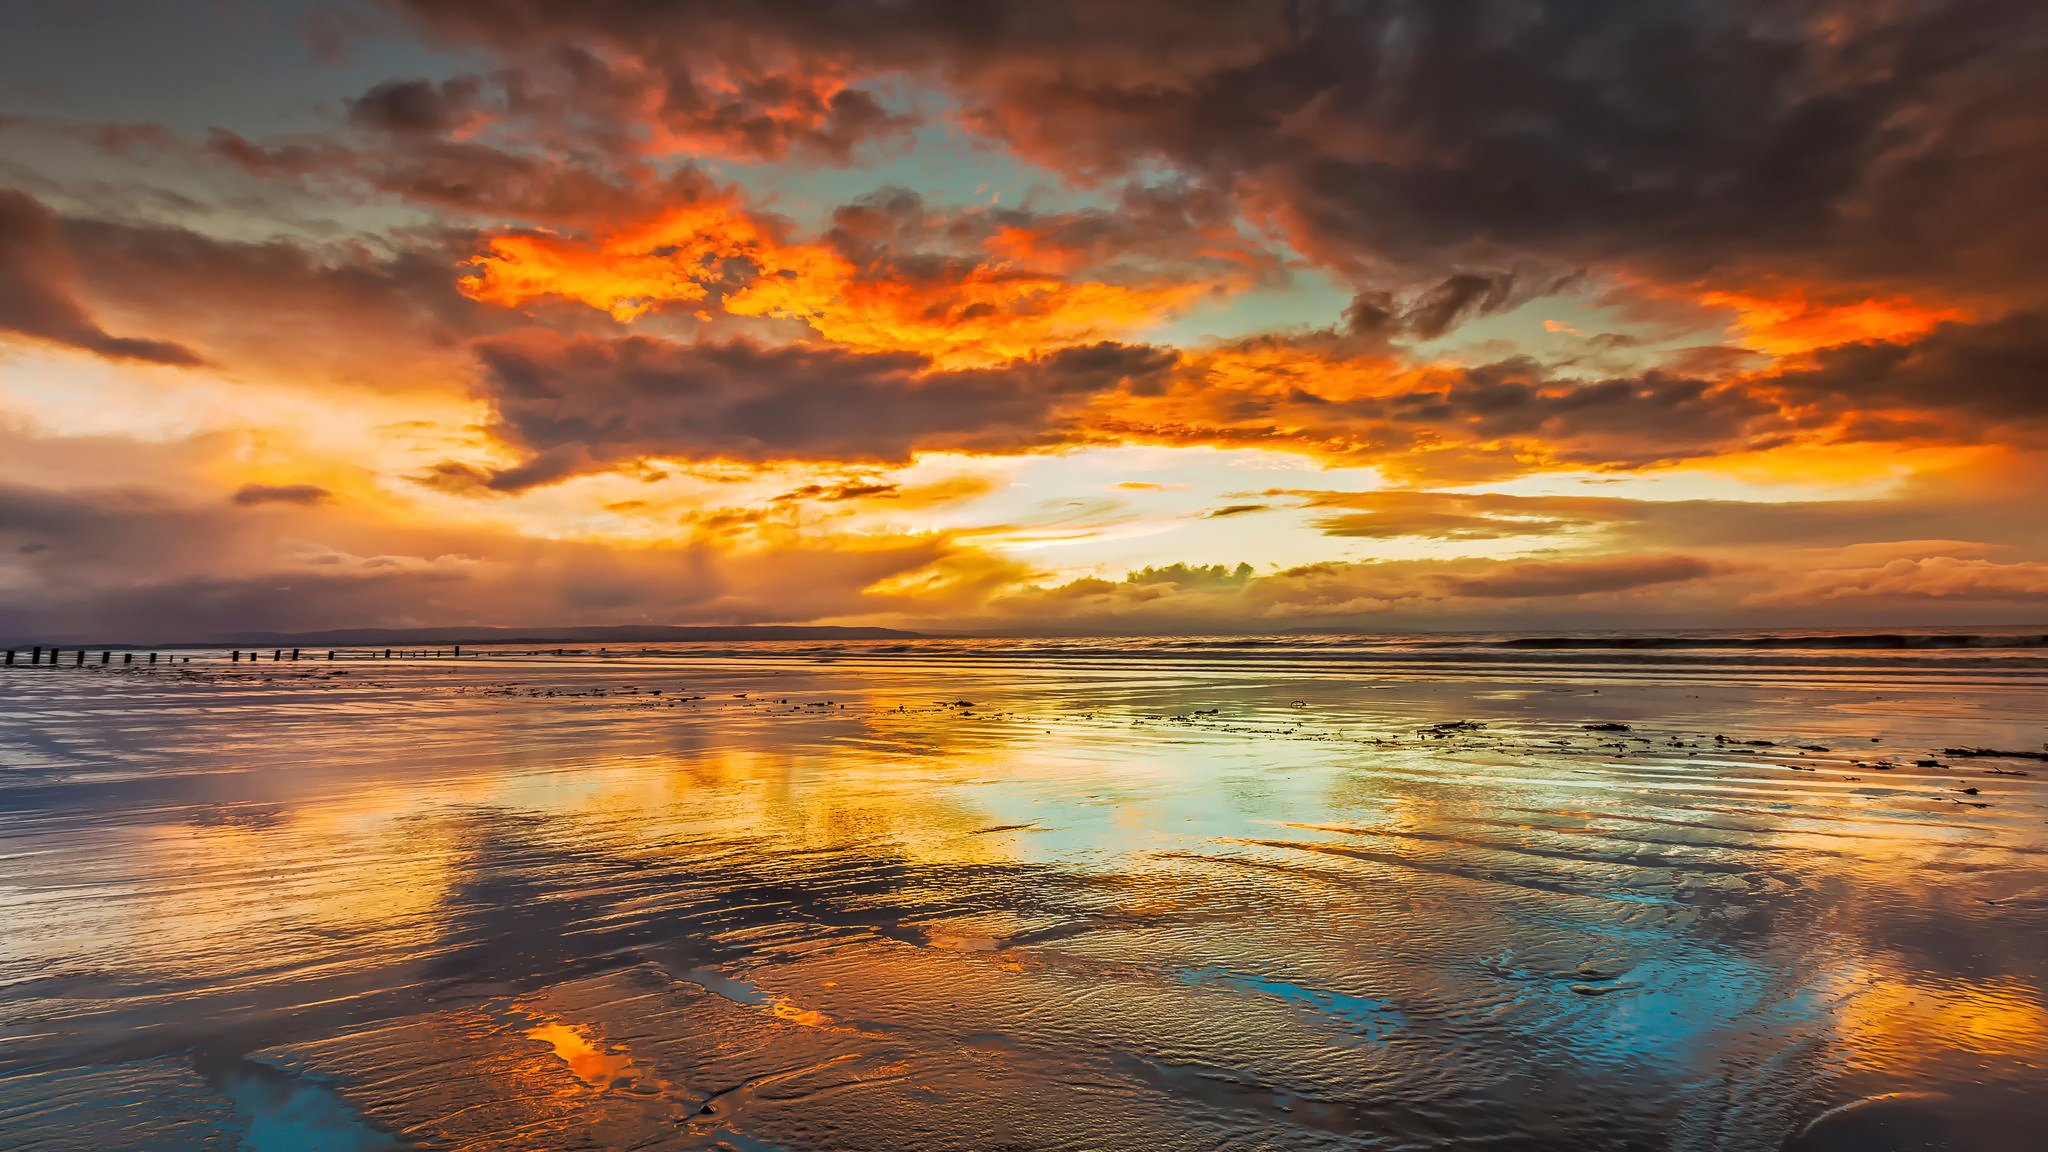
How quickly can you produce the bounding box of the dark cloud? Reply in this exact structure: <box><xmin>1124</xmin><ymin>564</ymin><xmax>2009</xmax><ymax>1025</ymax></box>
<box><xmin>1202</xmin><ymin>504</ymin><xmax>1269</xmax><ymax>519</ymax></box>
<box><xmin>53</xmin><ymin>208</ymin><xmax>503</xmax><ymax>387</ymax></box>
<box><xmin>1431</xmin><ymin>554</ymin><xmax>1722</xmax><ymax>598</ymax></box>
<box><xmin>462</xmin><ymin>332</ymin><xmax>1179</xmax><ymax>486</ymax></box>
<box><xmin>1344</xmin><ymin>270</ymin><xmax>1567</xmax><ymax>341</ymax></box>
<box><xmin>0</xmin><ymin>115</ymin><xmax>183</xmax><ymax>157</ymax></box>
<box><xmin>1402</xmin><ymin>273</ymin><xmax>1519</xmax><ymax>341</ymax></box>
<box><xmin>775</xmin><ymin>481</ymin><xmax>899</xmax><ymax>503</ymax></box>
<box><xmin>407</xmin><ymin>461</ymin><xmax>497</xmax><ymax>496</ymax></box>
<box><xmin>205</xmin><ymin>122</ymin><xmax>723</xmax><ymax>231</ymax></box>
<box><xmin>1770</xmin><ymin>312</ymin><xmax>2048</xmax><ymax>425</ymax></box>
<box><xmin>384</xmin><ymin>0</ymin><xmax>2048</xmax><ymax>304</ymax></box>
<box><xmin>0</xmin><ymin>189</ymin><xmax>203</xmax><ymax>366</ymax></box>
<box><xmin>232</xmin><ymin>484</ymin><xmax>334</xmax><ymax>506</ymax></box>
<box><xmin>1103</xmin><ymin>345</ymin><xmax>1788</xmax><ymax>479</ymax></box>
<box><xmin>362</xmin><ymin>22</ymin><xmax>916</xmax><ymax>165</ymax></box>
<box><xmin>346</xmin><ymin>76</ymin><xmax>487</xmax><ymax>136</ymax></box>
<box><xmin>203</xmin><ymin>128</ymin><xmax>350</xmax><ymax>179</ymax></box>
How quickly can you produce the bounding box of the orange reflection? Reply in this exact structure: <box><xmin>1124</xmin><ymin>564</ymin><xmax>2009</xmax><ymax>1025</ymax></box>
<box><xmin>769</xmin><ymin>998</ymin><xmax>836</xmax><ymax>1028</ymax></box>
<box><xmin>1832</xmin><ymin>970</ymin><xmax>2048</xmax><ymax>1068</ymax></box>
<box><xmin>525</xmin><ymin>1021</ymin><xmax>640</xmax><ymax>1091</ymax></box>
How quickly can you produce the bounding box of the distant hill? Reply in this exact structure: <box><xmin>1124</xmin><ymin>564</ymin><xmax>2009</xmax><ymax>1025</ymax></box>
<box><xmin>180</xmin><ymin>624</ymin><xmax>927</xmax><ymax>647</ymax></box>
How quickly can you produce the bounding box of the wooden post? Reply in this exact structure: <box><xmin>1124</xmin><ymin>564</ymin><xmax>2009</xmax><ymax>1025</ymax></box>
<box><xmin>327</xmin><ymin>650</ymin><xmax>335</xmax><ymax>660</ymax></box>
<box><xmin>30</xmin><ymin>646</ymin><xmax>41</xmax><ymax>666</ymax></box>
<box><xmin>291</xmin><ymin>648</ymin><xmax>300</xmax><ymax>661</ymax></box>
<box><xmin>232</xmin><ymin>650</ymin><xmax>240</xmax><ymax>662</ymax></box>
<box><xmin>4</xmin><ymin>650</ymin><xmax>12</xmax><ymax>666</ymax></box>
<box><xmin>384</xmin><ymin>648</ymin><xmax>392</xmax><ymax>659</ymax></box>
<box><xmin>453</xmin><ymin>644</ymin><xmax>462</xmax><ymax>658</ymax></box>
<box><xmin>123</xmin><ymin>652</ymin><xmax>133</xmax><ymax>664</ymax></box>
<box><xmin>74</xmin><ymin>650</ymin><xmax>83</xmax><ymax>666</ymax></box>
<box><xmin>148</xmin><ymin>653</ymin><xmax>157</xmax><ymax>664</ymax></box>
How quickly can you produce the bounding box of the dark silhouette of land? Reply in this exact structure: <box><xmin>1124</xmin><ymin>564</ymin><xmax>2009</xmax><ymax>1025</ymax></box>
<box><xmin>181</xmin><ymin>624</ymin><xmax>925</xmax><ymax>648</ymax></box>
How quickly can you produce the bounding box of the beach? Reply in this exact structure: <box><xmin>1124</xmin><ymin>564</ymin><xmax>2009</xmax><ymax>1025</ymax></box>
<box><xmin>3</xmin><ymin>632</ymin><xmax>2046</xmax><ymax>1150</ymax></box>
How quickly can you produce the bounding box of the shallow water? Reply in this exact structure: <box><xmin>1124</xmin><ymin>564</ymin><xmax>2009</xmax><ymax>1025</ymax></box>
<box><xmin>3</xmin><ymin>636</ymin><xmax>2046</xmax><ymax>1150</ymax></box>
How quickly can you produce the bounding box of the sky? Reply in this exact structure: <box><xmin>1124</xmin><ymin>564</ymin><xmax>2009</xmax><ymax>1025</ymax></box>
<box><xmin>1</xmin><ymin>0</ymin><xmax>2045</xmax><ymax>640</ymax></box>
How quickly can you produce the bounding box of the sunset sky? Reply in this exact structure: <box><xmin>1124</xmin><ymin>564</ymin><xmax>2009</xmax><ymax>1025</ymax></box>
<box><xmin>2</xmin><ymin>0</ymin><xmax>2044</xmax><ymax>639</ymax></box>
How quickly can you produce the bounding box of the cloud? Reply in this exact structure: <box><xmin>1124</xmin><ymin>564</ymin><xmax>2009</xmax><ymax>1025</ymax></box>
<box><xmin>1432</xmin><ymin>554</ymin><xmax>1723</xmax><ymax>598</ymax></box>
<box><xmin>1347</xmin><ymin>271</ymin><xmax>1537</xmax><ymax>341</ymax></box>
<box><xmin>1301</xmin><ymin>491</ymin><xmax>1593</xmax><ymax>541</ymax></box>
<box><xmin>232</xmin><ymin>483</ymin><xmax>334</xmax><ymax>506</ymax></box>
<box><xmin>973</xmin><ymin>551</ymin><xmax>1736</xmax><ymax>632</ymax></box>
<box><xmin>52</xmin><ymin>207</ymin><xmax>505</xmax><ymax>391</ymax></box>
<box><xmin>205</xmin><ymin>120</ymin><xmax>733</xmax><ymax>233</ymax></box>
<box><xmin>381</xmin><ymin>1</ymin><xmax>2048</xmax><ymax>313</ymax></box>
<box><xmin>460</xmin><ymin>331</ymin><xmax>1177</xmax><ymax>483</ymax></box>
<box><xmin>382</xmin><ymin>7</ymin><xmax>922</xmax><ymax>165</ymax></box>
<box><xmin>456</xmin><ymin>184</ymin><xmax>1257</xmax><ymax>365</ymax></box>
<box><xmin>1093</xmin><ymin>341</ymin><xmax>1787</xmax><ymax>480</ymax></box>
<box><xmin>775</xmin><ymin>480</ymin><xmax>898</xmax><ymax>503</ymax></box>
<box><xmin>0</xmin><ymin>189</ymin><xmax>203</xmax><ymax>366</ymax></box>
<box><xmin>346</xmin><ymin>76</ymin><xmax>489</xmax><ymax>137</ymax></box>
<box><xmin>1755</xmin><ymin>556</ymin><xmax>2048</xmax><ymax>604</ymax></box>
<box><xmin>0</xmin><ymin>470</ymin><xmax>977</xmax><ymax>642</ymax></box>
<box><xmin>1768</xmin><ymin>312</ymin><xmax>2048</xmax><ymax>426</ymax></box>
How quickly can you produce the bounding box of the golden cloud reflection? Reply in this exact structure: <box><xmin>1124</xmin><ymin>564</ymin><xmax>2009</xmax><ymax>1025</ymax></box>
<box><xmin>1830</xmin><ymin>967</ymin><xmax>2048</xmax><ymax>1070</ymax></box>
<box><xmin>5</xmin><ymin>653</ymin><xmax>2048</xmax><ymax>1151</ymax></box>
<box><xmin>524</xmin><ymin>1020</ymin><xmax>642</xmax><ymax>1092</ymax></box>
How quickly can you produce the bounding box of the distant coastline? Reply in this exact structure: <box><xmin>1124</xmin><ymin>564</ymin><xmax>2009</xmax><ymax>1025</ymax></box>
<box><xmin>129</xmin><ymin>624</ymin><xmax>927</xmax><ymax>649</ymax></box>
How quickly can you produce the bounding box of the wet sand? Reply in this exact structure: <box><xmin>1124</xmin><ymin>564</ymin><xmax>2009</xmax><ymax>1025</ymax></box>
<box><xmin>2</xmin><ymin>638</ymin><xmax>2046</xmax><ymax>1150</ymax></box>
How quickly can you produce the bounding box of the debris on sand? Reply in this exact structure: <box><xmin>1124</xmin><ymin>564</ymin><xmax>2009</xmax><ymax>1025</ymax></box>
<box><xmin>1583</xmin><ymin>722</ymin><xmax>1631</xmax><ymax>732</ymax></box>
<box><xmin>1568</xmin><ymin>982</ymin><xmax>1631</xmax><ymax>997</ymax></box>
<box><xmin>1942</xmin><ymin>746</ymin><xmax>2048</xmax><ymax>761</ymax></box>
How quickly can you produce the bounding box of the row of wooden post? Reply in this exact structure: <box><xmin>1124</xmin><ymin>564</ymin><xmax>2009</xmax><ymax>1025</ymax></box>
<box><xmin>2</xmin><ymin>648</ymin><xmax>183</xmax><ymax>666</ymax></box>
<box><xmin>4</xmin><ymin>644</ymin><xmax>465</xmax><ymax>666</ymax></box>
<box><xmin>225</xmin><ymin>647</ymin><xmax>462</xmax><ymax>661</ymax></box>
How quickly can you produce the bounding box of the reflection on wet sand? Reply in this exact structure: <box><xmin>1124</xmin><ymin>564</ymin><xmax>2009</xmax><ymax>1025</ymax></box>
<box><xmin>1</xmin><ymin>640</ymin><xmax>2045</xmax><ymax>1149</ymax></box>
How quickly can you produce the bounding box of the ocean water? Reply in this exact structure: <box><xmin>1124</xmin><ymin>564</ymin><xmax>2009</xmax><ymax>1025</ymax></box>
<box><xmin>2</xmin><ymin>630</ymin><xmax>2045</xmax><ymax>1150</ymax></box>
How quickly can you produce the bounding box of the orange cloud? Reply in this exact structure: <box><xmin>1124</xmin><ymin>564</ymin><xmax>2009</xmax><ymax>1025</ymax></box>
<box><xmin>1701</xmin><ymin>288</ymin><xmax>1965</xmax><ymax>356</ymax></box>
<box><xmin>459</xmin><ymin>197</ymin><xmax>770</xmax><ymax>322</ymax></box>
<box><xmin>731</xmin><ymin>256</ymin><xmax>1203</xmax><ymax>367</ymax></box>
<box><xmin>460</xmin><ymin>198</ymin><xmax>1211</xmax><ymax>366</ymax></box>
<box><xmin>1754</xmin><ymin>555</ymin><xmax>2048</xmax><ymax>603</ymax></box>
<box><xmin>458</xmin><ymin>199</ymin><xmax>1214</xmax><ymax>366</ymax></box>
